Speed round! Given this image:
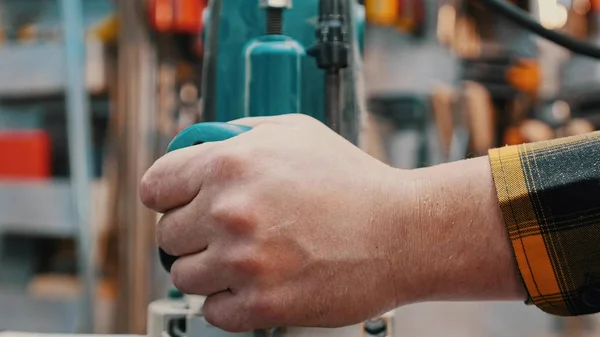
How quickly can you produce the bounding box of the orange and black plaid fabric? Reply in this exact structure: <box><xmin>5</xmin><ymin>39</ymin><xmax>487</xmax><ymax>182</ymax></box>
<box><xmin>489</xmin><ymin>131</ymin><xmax>600</xmax><ymax>316</ymax></box>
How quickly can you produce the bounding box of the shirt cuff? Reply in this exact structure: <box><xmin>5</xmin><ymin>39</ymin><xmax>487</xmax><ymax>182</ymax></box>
<box><xmin>488</xmin><ymin>131</ymin><xmax>600</xmax><ymax>316</ymax></box>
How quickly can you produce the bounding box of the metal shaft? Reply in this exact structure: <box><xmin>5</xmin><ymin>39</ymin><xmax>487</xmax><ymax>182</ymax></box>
<box><xmin>326</xmin><ymin>71</ymin><xmax>342</xmax><ymax>134</ymax></box>
<box><xmin>266</xmin><ymin>7</ymin><xmax>283</xmax><ymax>35</ymax></box>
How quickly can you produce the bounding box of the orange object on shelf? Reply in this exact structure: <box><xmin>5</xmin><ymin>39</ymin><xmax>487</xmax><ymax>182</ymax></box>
<box><xmin>174</xmin><ymin>0</ymin><xmax>206</xmax><ymax>32</ymax></box>
<box><xmin>150</xmin><ymin>0</ymin><xmax>174</xmax><ymax>32</ymax></box>
<box><xmin>149</xmin><ymin>0</ymin><xmax>206</xmax><ymax>34</ymax></box>
<box><xmin>0</xmin><ymin>130</ymin><xmax>51</xmax><ymax>180</ymax></box>
<box><xmin>503</xmin><ymin>126</ymin><xmax>525</xmax><ymax>146</ymax></box>
<box><xmin>506</xmin><ymin>59</ymin><xmax>541</xmax><ymax>94</ymax></box>
<box><xmin>366</xmin><ymin>0</ymin><xmax>400</xmax><ymax>26</ymax></box>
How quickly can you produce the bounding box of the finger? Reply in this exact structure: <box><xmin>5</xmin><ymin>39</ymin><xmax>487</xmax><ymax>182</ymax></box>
<box><xmin>205</xmin><ymin>288</ymin><xmax>293</xmax><ymax>332</ymax></box>
<box><xmin>170</xmin><ymin>249</ymin><xmax>233</xmax><ymax>296</ymax></box>
<box><xmin>229</xmin><ymin>113</ymin><xmax>315</xmax><ymax>127</ymax></box>
<box><xmin>156</xmin><ymin>201</ymin><xmax>210</xmax><ymax>257</ymax></box>
<box><xmin>228</xmin><ymin>116</ymin><xmax>282</xmax><ymax>127</ymax></box>
<box><xmin>140</xmin><ymin>143</ymin><xmax>214</xmax><ymax>213</ymax></box>
<box><xmin>203</xmin><ymin>291</ymin><xmax>253</xmax><ymax>332</ymax></box>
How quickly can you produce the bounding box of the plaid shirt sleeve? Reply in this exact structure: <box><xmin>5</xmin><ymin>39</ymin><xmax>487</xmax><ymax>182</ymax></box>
<box><xmin>488</xmin><ymin>131</ymin><xmax>600</xmax><ymax>316</ymax></box>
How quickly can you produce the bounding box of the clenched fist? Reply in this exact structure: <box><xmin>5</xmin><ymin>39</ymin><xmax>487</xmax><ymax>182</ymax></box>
<box><xmin>139</xmin><ymin>114</ymin><xmax>413</xmax><ymax>331</ymax></box>
<box><xmin>139</xmin><ymin>114</ymin><xmax>525</xmax><ymax>332</ymax></box>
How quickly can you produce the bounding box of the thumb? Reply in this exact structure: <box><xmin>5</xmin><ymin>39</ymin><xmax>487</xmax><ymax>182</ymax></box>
<box><xmin>228</xmin><ymin>113</ymin><xmax>312</xmax><ymax>128</ymax></box>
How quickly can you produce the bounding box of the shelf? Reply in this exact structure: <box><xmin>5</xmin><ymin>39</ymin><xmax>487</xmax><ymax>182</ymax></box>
<box><xmin>0</xmin><ymin>287</ymin><xmax>80</xmax><ymax>333</ymax></box>
<box><xmin>0</xmin><ymin>179</ymin><xmax>109</xmax><ymax>238</ymax></box>
<box><xmin>0</xmin><ymin>44</ymin><xmax>66</xmax><ymax>97</ymax></box>
<box><xmin>0</xmin><ymin>180</ymin><xmax>75</xmax><ymax>238</ymax></box>
<box><xmin>0</xmin><ymin>42</ymin><xmax>107</xmax><ymax>98</ymax></box>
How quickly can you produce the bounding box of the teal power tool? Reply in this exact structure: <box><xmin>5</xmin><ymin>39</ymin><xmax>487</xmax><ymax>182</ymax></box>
<box><xmin>153</xmin><ymin>1</ymin><xmax>376</xmax><ymax>336</ymax></box>
<box><xmin>160</xmin><ymin>0</ymin><xmax>366</xmax><ymax>272</ymax></box>
<box><xmin>159</xmin><ymin>122</ymin><xmax>251</xmax><ymax>272</ymax></box>
<box><xmin>200</xmin><ymin>0</ymin><xmax>365</xmax><ymax>141</ymax></box>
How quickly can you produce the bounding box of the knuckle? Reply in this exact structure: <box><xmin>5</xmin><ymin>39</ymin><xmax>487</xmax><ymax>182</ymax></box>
<box><xmin>171</xmin><ymin>265</ymin><xmax>193</xmax><ymax>294</ymax></box>
<box><xmin>155</xmin><ymin>223</ymin><xmax>167</xmax><ymax>250</ymax></box>
<box><xmin>210</xmin><ymin>198</ymin><xmax>258</xmax><ymax>234</ymax></box>
<box><xmin>156</xmin><ymin>215</ymin><xmax>179</xmax><ymax>256</ymax></box>
<box><xmin>250</xmin><ymin>296</ymin><xmax>284</xmax><ymax>323</ymax></box>
<box><xmin>139</xmin><ymin>171</ymin><xmax>159</xmax><ymax>208</ymax></box>
<box><xmin>229</xmin><ymin>252</ymin><xmax>265</xmax><ymax>276</ymax></box>
<box><xmin>204</xmin><ymin>304</ymin><xmax>251</xmax><ymax>333</ymax></box>
<box><xmin>201</xmin><ymin>303</ymin><xmax>220</xmax><ymax>327</ymax></box>
<box><xmin>284</xmin><ymin>113</ymin><xmax>317</xmax><ymax>125</ymax></box>
<box><xmin>209</xmin><ymin>152</ymin><xmax>247</xmax><ymax>179</ymax></box>
<box><xmin>279</xmin><ymin>112</ymin><xmax>305</xmax><ymax>121</ymax></box>
<box><xmin>210</xmin><ymin>318</ymin><xmax>249</xmax><ymax>333</ymax></box>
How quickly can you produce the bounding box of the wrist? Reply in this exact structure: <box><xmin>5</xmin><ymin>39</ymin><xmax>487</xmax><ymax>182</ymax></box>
<box><xmin>384</xmin><ymin>157</ymin><xmax>527</xmax><ymax>305</ymax></box>
<box><xmin>377</xmin><ymin>166</ymin><xmax>438</xmax><ymax>305</ymax></box>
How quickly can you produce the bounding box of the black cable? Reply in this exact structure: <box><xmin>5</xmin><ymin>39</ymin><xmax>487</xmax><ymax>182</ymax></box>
<box><xmin>478</xmin><ymin>0</ymin><xmax>600</xmax><ymax>59</ymax></box>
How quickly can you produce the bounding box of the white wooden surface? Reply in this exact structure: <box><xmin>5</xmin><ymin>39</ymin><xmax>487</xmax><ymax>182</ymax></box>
<box><xmin>0</xmin><ymin>334</ymin><xmax>138</xmax><ymax>337</ymax></box>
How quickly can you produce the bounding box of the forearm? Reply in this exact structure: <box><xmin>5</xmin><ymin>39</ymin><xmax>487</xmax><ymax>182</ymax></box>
<box><xmin>391</xmin><ymin>156</ymin><xmax>527</xmax><ymax>303</ymax></box>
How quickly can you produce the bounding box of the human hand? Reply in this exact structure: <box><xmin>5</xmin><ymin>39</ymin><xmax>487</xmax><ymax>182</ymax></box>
<box><xmin>139</xmin><ymin>114</ymin><xmax>415</xmax><ymax>332</ymax></box>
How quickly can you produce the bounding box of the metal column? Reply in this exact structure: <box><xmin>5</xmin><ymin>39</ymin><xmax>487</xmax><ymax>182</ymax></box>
<box><xmin>59</xmin><ymin>0</ymin><xmax>96</xmax><ymax>333</ymax></box>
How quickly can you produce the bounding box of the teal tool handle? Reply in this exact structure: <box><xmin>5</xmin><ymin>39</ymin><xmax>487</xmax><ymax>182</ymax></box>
<box><xmin>159</xmin><ymin>122</ymin><xmax>252</xmax><ymax>273</ymax></box>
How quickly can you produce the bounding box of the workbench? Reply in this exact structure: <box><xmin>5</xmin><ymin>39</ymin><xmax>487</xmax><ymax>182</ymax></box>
<box><xmin>0</xmin><ymin>333</ymin><xmax>139</xmax><ymax>337</ymax></box>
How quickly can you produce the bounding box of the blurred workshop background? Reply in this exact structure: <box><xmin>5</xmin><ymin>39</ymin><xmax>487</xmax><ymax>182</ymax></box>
<box><xmin>0</xmin><ymin>0</ymin><xmax>599</xmax><ymax>336</ymax></box>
